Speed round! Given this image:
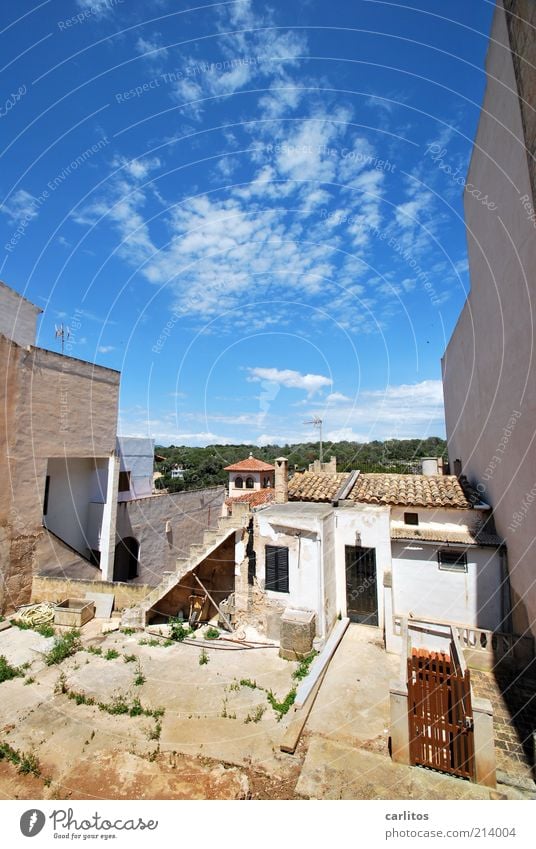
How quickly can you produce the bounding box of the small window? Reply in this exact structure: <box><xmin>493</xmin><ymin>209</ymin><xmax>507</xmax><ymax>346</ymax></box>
<box><xmin>245</xmin><ymin>476</ymin><xmax>254</xmax><ymax>489</ymax></box>
<box><xmin>438</xmin><ymin>549</ymin><xmax>468</xmax><ymax>572</ymax></box>
<box><xmin>404</xmin><ymin>512</ymin><xmax>419</xmax><ymax>526</ymax></box>
<box><xmin>234</xmin><ymin>476</ymin><xmax>243</xmax><ymax>489</ymax></box>
<box><xmin>118</xmin><ymin>471</ymin><xmax>131</xmax><ymax>492</ymax></box>
<box><xmin>265</xmin><ymin>545</ymin><xmax>289</xmax><ymax>593</ymax></box>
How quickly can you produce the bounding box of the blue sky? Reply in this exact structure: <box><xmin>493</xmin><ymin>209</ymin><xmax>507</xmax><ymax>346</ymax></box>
<box><xmin>1</xmin><ymin>0</ymin><xmax>495</xmax><ymax>446</ymax></box>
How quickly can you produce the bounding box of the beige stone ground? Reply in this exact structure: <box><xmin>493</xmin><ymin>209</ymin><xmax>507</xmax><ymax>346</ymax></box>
<box><xmin>0</xmin><ymin>621</ymin><xmax>534</xmax><ymax>800</ymax></box>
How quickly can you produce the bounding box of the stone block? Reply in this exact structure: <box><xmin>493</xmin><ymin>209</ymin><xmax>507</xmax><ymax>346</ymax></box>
<box><xmin>279</xmin><ymin>607</ymin><xmax>316</xmax><ymax>660</ymax></box>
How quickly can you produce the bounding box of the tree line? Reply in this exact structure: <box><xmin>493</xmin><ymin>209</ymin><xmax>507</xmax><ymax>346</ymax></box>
<box><xmin>154</xmin><ymin>437</ymin><xmax>448</xmax><ymax>492</ymax></box>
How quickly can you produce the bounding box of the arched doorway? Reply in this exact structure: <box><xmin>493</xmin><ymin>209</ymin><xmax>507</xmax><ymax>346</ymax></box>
<box><xmin>113</xmin><ymin>536</ymin><xmax>139</xmax><ymax>582</ymax></box>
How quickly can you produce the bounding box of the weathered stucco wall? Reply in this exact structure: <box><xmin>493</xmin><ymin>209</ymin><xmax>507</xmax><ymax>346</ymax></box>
<box><xmin>116</xmin><ymin>486</ymin><xmax>226</xmax><ymax>585</ymax></box>
<box><xmin>442</xmin><ymin>0</ymin><xmax>536</xmax><ymax>637</ymax></box>
<box><xmin>1</xmin><ymin>335</ymin><xmax>120</xmax><ymax>612</ymax></box>
<box><xmin>391</xmin><ymin>542</ymin><xmax>504</xmax><ymax>631</ymax></box>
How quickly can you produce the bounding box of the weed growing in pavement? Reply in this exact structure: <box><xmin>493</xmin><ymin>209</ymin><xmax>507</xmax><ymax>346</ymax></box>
<box><xmin>244</xmin><ymin>705</ymin><xmax>266</xmax><ymax>724</ymax></box>
<box><xmin>266</xmin><ymin>688</ymin><xmax>296</xmax><ymax>721</ymax></box>
<box><xmin>0</xmin><ymin>655</ymin><xmax>24</xmax><ymax>683</ymax></box>
<box><xmin>133</xmin><ymin>661</ymin><xmax>146</xmax><ymax>686</ymax></box>
<box><xmin>292</xmin><ymin>652</ymin><xmax>317</xmax><ymax>682</ymax></box>
<box><xmin>45</xmin><ymin>630</ymin><xmax>81</xmax><ymax>665</ymax></box>
<box><xmin>0</xmin><ymin>740</ymin><xmax>42</xmax><ymax>777</ymax></box>
<box><xmin>104</xmin><ymin>648</ymin><xmax>120</xmax><ymax>660</ymax></box>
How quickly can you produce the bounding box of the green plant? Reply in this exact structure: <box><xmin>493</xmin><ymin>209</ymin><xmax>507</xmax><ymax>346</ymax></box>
<box><xmin>11</xmin><ymin>619</ymin><xmax>55</xmax><ymax>638</ymax></box>
<box><xmin>121</xmin><ymin>627</ymin><xmax>136</xmax><ymax>635</ymax></box>
<box><xmin>138</xmin><ymin>637</ymin><xmax>171</xmax><ymax>647</ymax></box>
<box><xmin>169</xmin><ymin>618</ymin><xmax>191</xmax><ymax>642</ymax></box>
<box><xmin>24</xmin><ymin>677</ymin><xmax>35</xmax><ymax>686</ymax></box>
<box><xmin>244</xmin><ymin>705</ymin><xmax>266</xmax><ymax>724</ymax></box>
<box><xmin>148</xmin><ymin>721</ymin><xmax>162</xmax><ymax>740</ymax></box>
<box><xmin>228</xmin><ymin>680</ymin><xmax>240</xmax><ymax>692</ymax></box>
<box><xmin>59</xmin><ymin>678</ymin><xmax>165</xmax><ymax>722</ymax></box>
<box><xmin>133</xmin><ymin>662</ymin><xmax>146</xmax><ymax>686</ymax></box>
<box><xmin>123</xmin><ymin>653</ymin><xmax>136</xmax><ymax>663</ymax></box>
<box><xmin>239</xmin><ymin>678</ymin><xmax>258</xmax><ymax>690</ymax></box>
<box><xmin>45</xmin><ymin>630</ymin><xmax>81</xmax><ymax>666</ymax></box>
<box><xmin>292</xmin><ymin>652</ymin><xmax>317</xmax><ymax>682</ymax></box>
<box><xmin>104</xmin><ymin>648</ymin><xmax>119</xmax><ymax>660</ymax></box>
<box><xmin>0</xmin><ymin>655</ymin><xmax>24</xmax><ymax>683</ymax></box>
<box><xmin>0</xmin><ymin>741</ymin><xmax>42</xmax><ymax>777</ymax></box>
<box><xmin>86</xmin><ymin>645</ymin><xmax>102</xmax><ymax>656</ymax></box>
<box><xmin>266</xmin><ymin>688</ymin><xmax>296</xmax><ymax>720</ymax></box>
<box><xmin>199</xmin><ymin>648</ymin><xmax>209</xmax><ymax>666</ymax></box>
<box><xmin>204</xmin><ymin>626</ymin><xmax>220</xmax><ymax>640</ymax></box>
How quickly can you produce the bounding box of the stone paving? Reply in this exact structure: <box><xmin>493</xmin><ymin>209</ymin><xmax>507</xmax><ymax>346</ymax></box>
<box><xmin>471</xmin><ymin>666</ymin><xmax>536</xmax><ymax>787</ymax></box>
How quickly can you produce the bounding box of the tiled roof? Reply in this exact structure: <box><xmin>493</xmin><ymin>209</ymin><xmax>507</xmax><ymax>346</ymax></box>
<box><xmin>225</xmin><ymin>489</ymin><xmax>275</xmax><ymax>508</ymax></box>
<box><xmin>288</xmin><ymin>471</ymin><xmax>349</xmax><ymax>502</ymax></box>
<box><xmin>349</xmin><ymin>474</ymin><xmax>477</xmax><ymax>509</ymax></box>
<box><xmin>391</xmin><ymin>526</ymin><xmax>503</xmax><ymax>547</ymax></box>
<box><xmin>224</xmin><ymin>456</ymin><xmax>275</xmax><ymax>472</ymax></box>
<box><xmin>288</xmin><ymin>471</ymin><xmax>480</xmax><ymax>509</ymax></box>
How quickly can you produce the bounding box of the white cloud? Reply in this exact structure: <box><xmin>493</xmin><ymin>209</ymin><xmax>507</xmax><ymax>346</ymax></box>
<box><xmin>1</xmin><ymin>189</ymin><xmax>38</xmax><ymax>224</ymax></box>
<box><xmin>97</xmin><ymin>345</ymin><xmax>115</xmax><ymax>353</ymax></box>
<box><xmin>247</xmin><ymin>367</ymin><xmax>331</xmax><ymax>396</ymax></box>
<box><xmin>317</xmin><ymin>380</ymin><xmax>445</xmax><ymax>441</ymax></box>
<box><xmin>135</xmin><ymin>34</ymin><xmax>168</xmax><ymax>62</ymax></box>
<box><xmin>326</xmin><ymin>392</ymin><xmax>351</xmax><ymax>403</ymax></box>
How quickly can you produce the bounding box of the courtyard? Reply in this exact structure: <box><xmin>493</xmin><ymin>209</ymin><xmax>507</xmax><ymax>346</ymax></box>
<box><xmin>0</xmin><ymin>618</ymin><xmax>534</xmax><ymax>800</ymax></box>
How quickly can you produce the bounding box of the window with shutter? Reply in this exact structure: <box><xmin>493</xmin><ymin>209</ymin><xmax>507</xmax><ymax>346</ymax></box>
<box><xmin>265</xmin><ymin>545</ymin><xmax>289</xmax><ymax>593</ymax></box>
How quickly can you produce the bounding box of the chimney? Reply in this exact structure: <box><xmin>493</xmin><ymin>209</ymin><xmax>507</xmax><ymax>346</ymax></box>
<box><xmin>421</xmin><ymin>457</ymin><xmax>439</xmax><ymax>476</ymax></box>
<box><xmin>274</xmin><ymin>457</ymin><xmax>289</xmax><ymax>503</ymax></box>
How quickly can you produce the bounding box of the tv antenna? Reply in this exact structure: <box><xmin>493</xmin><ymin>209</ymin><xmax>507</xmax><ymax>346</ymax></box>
<box><xmin>55</xmin><ymin>323</ymin><xmax>71</xmax><ymax>355</ymax></box>
<box><xmin>304</xmin><ymin>416</ymin><xmax>323</xmax><ymax>463</ymax></box>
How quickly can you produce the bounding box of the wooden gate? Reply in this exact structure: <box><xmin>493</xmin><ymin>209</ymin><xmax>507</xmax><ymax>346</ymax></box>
<box><xmin>407</xmin><ymin>649</ymin><xmax>475</xmax><ymax>780</ymax></box>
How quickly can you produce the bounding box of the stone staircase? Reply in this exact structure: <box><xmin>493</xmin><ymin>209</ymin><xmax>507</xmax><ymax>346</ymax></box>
<box><xmin>121</xmin><ymin>515</ymin><xmax>242</xmax><ymax>628</ymax></box>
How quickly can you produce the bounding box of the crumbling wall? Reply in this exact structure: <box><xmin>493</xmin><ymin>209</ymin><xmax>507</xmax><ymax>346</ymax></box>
<box><xmin>31</xmin><ymin>575</ymin><xmax>152</xmax><ymax>610</ymax></box>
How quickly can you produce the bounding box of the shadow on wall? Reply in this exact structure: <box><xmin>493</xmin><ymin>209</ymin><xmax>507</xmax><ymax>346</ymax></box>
<box><xmin>113</xmin><ymin>536</ymin><xmax>139</xmax><ymax>582</ymax></box>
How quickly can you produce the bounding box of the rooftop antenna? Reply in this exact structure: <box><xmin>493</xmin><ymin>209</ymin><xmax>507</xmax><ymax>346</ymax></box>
<box><xmin>304</xmin><ymin>416</ymin><xmax>323</xmax><ymax>464</ymax></box>
<box><xmin>54</xmin><ymin>323</ymin><xmax>71</xmax><ymax>355</ymax></box>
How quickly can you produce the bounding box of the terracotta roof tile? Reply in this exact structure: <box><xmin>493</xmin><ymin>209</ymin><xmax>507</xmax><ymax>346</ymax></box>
<box><xmin>288</xmin><ymin>471</ymin><xmax>349</xmax><ymax>502</ymax></box>
<box><xmin>224</xmin><ymin>456</ymin><xmax>275</xmax><ymax>472</ymax></box>
<box><xmin>391</xmin><ymin>526</ymin><xmax>503</xmax><ymax>547</ymax></box>
<box><xmin>348</xmin><ymin>473</ymin><xmax>477</xmax><ymax>509</ymax></box>
<box><xmin>225</xmin><ymin>489</ymin><xmax>275</xmax><ymax>508</ymax></box>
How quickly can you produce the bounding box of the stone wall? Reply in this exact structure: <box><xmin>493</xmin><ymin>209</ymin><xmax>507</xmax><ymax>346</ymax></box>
<box><xmin>31</xmin><ymin>575</ymin><xmax>152</xmax><ymax>611</ymax></box>
<box><xmin>116</xmin><ymin>486</ymin><xmax>226</xmax><ymax>585</ymax></box>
